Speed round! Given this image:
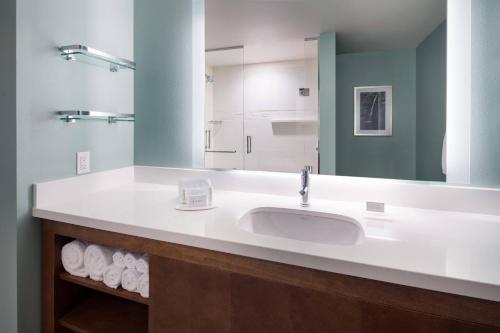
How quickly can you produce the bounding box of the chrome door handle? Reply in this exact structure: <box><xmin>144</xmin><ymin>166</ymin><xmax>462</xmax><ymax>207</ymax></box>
<box><xmin>246</xmin><ymin>136</ymin><xmax>252</xmax><ymax>154</ymax></box>
<box><xmin>205</xmin><ymin>130</ymin><xmax>212</xmax><ymax>150</ymax></box>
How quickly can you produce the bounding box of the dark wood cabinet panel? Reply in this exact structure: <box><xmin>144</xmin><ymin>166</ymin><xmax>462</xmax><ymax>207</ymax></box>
<box><xmin>231</xmin><ymin>273</ymin><xmax>294</xmax><ymax>333</ymax></box>
<box><xmin>289</xmin><ymin>287</ymin><xmax>364</xmax><ymax>333</ymax></box>
<box><xmin>150</xmin><ymin>256</ymin><xmax>232</xmax><ymax>333</ymax></box>
<box><xmin>149</xmin><ymin>256</ymin><xmax>500</xmax><ymax>333</ymax></box>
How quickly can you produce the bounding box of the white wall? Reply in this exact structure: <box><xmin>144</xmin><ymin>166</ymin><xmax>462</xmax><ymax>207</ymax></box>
<box><xmin>206</xmin><ymin>58</ymin><xmax>319</xmax><ymax>173</ymax></box>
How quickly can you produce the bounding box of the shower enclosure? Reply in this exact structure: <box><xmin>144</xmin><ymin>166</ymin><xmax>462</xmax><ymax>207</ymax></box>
<box><xmin>204</xmin><ymin>40</ymin><xmax>319</xmax><ymax>173</ymax></box>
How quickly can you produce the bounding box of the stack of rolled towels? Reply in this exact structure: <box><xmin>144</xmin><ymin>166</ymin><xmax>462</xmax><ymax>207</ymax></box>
<box><xmin>61</xmin><ymin>240</ymin><xmax>149</xmax><ymax>298</ymax></box>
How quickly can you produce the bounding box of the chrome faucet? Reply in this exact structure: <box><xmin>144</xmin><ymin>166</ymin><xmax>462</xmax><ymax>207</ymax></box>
<box><xmin>299</xmin><ymin>165</ymin><xmax>313</xmax><ymax>207</ymax></box>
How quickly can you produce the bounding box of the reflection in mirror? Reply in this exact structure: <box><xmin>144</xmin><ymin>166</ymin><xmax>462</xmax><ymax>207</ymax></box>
<box><xmin>205</xmin><ymin>0</ymin><xmax>447</xmax><ymax>182</ymax></box>
<box><xmin>204</xmin><ymin>42</ymin><xmax>319</xmax><ymax>173</ymax></box>
<box><xmin>205</xmin><ymin>47</ymin><xmax>245</xmax><ymax>169</ymax></box>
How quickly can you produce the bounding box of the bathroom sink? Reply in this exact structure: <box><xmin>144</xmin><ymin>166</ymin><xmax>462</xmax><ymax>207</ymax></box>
<box><xmin>238</xmin><ymin>207</ymin><xmax>364</xmax><ymax>245</ymax></box>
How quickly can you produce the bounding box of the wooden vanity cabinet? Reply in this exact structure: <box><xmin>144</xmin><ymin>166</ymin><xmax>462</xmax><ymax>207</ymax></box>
<box><xmin>43</xmin><ymin>220</ymin><xmax>500</xmax><ymax>333</ymax></box>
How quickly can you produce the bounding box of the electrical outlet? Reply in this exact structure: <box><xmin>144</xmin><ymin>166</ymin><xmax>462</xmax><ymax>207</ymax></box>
<box><xmin>76</xmin><ymin>152</ymin><xmax>90</xmax><ymax>175</ymax></box>
<box><xmin>366</xmin><ymin>201</ymin><xmax>385</xmax><ymax>213</ymax></box>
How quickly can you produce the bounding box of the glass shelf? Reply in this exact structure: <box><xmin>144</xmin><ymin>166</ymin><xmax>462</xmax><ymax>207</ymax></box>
<box><xmin>271</xmin><ymin>118</ymin><xmax>318</xmax><ymax>124</ymax></box>
<box><xmin>59</xmin><ymin>45</ymin><xmax>136</xmax><ymax>72</ymax></box>
<box><xmin>57</xmin><ymin>111</ymin><xmax>135</xmax><ymax>123</ymax></box>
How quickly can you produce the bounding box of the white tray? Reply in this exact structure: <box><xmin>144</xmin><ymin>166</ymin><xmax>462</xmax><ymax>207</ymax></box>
<box><xmin>175</xmin><ymin>204</ymin><xmax>217</xmax><ymax>211</ymax></box>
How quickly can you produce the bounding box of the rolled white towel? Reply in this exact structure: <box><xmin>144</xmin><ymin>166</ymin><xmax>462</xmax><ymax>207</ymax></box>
<box><xmin>112</xmin><ymin>249</ymin><xmax>126</xmax><ymax>268</ymax></box>
<box><xmin>121</xmin><ymin>268</ymin><xmax>141</xmax><ymax>292</ymax></box>
<box><xmin>137</xmin><ymin>273</ymin><xmax>149</xmax><ymax>298</ymax></box>
<box><xmin>61</xmin><ymin>240</ymin><xmax>89</xmax><ymax>278</ymax></box>
<box><xmin>84</xmin><ymin>244</ymin><xmax>114</xmax><ymax>281</ymax></box>
<box><xmin>103</xmin><ymin>264</ymin><xmax>125</xmax><ymax>289</ymax></box>
<box><xmin>124</xmin><ymin>252</ymin><xmax>140</xmax><ymax>269</ymax></box>
<box><xmin>135</xmin><ymin>255</ymin><xmax>149</xmax><ymax>274</ymax></box>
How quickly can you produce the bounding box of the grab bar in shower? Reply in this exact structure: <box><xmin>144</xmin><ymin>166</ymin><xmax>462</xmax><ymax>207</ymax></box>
<box><xmin>205</xmin><ymin>150</ymin><xmax>237</xmax><ymax>154</ymax></box>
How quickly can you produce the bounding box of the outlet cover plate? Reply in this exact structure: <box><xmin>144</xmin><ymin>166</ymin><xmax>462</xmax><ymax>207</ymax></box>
<box><xmin>77</xmin><ymin>152</ymin><xmax>90</xmax><ymax>175</ymax></box>
<box><xmin>366</xmin><ymin>201</ymin><xmax>385</xmax><ymax>213</ymax></box>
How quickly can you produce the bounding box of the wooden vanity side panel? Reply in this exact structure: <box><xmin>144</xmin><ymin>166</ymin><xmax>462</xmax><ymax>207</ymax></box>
<box><xmin>43</xmin><ymin>220</ymin><xmax>57</xmax><ymax>332</ymax></box>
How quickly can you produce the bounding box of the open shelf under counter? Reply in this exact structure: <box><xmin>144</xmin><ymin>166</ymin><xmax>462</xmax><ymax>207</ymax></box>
<box><xmin>59</xmin><ymin>294</ymin><xmax>148</xmax><ymax>333</ymax></box>
<box><xmin>59</xmin><ymin>272</ymin><xmax>149</xmax><ymax>305</ymax></box>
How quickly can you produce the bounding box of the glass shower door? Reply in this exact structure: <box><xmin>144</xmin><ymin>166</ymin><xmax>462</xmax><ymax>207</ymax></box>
<box><xmin>204</xmin><ymin>47</ymin><xmax>245</xmax><ymax>169</ymax></box>
<box><xmin>243</xmin><ymin>39</ymin><xmax>319</xmax><ymax>173</ymax></box>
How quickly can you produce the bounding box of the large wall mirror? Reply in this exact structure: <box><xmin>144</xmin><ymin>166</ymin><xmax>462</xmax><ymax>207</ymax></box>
<box><xmin>136</xmin><ymin>0</ymin><xmax>497</xmax><ymax>187</ymax></box>
<box><xmin>203</xmin><ymin>0</ymin><xmax>447</xmax><ymax>182</ymax></box>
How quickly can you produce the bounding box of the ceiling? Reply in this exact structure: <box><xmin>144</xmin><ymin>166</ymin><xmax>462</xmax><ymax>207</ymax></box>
<box><xmin>206</xmin><ymin>47</ymin><xmax>245</xmax><ymax>67</ymax></box>
<box><xmin>205</xmin><ymin>0</ymin><xmax>446</xmax><ymax>65</ymax></box>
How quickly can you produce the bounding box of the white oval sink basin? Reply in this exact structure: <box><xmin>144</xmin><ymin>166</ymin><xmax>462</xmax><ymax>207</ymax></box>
<box><xmin>238</xmin><ymin>207</ymin><xmax>364</xmax><ymax>246</ymax></box>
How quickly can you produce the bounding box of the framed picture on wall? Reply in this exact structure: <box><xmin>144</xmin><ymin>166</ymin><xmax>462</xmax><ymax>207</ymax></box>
<box><xmin>354</xmin><ymin>86</ymin><xmax>393</xmax><ymax>136</ymax></box>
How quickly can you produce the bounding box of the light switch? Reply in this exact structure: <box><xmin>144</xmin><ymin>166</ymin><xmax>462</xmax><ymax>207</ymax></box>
<box><xmin>77</xmin><ymin>152</ymin><xmax>90</xmax><ymax>175</ymax></box>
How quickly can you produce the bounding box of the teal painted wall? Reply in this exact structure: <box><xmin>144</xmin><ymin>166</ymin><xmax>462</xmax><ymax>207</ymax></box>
<box><xmin>471</xmin><ymin>0</ymin><xmax>500</xmax><ymax>186</ymax></box>
<box><xmin>135</xmin><ymin>0</ymin><xmax>204</xmax><ymax>168</ymax></box>
<box><xmin>16</xmin><ymin>0</ymin><xmax>134</xmax><ymax>331</ymax></box>
<box><xmin>319</xmin><ymin>32</ymin><xmax>336</xmax><ymax>175</ymax></box>
<box><xmin>416</xmin><ymin>22</ymin><xmax>447</xmax><ymax>182</ymax></box>
<box><xmin>0</xmin><ymin>0</ymin><xmax>18</xmax><ymax>331</ymax></box>
<box><xmin>336</xmin><ymin>49</ymin><xmax>417</xmax><ymax>180</ymax></box>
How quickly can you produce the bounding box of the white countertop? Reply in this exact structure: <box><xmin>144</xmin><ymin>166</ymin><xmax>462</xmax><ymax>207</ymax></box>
<box><xmin>33</xmin><ymin>167</ymin><xmax>500</xmax><ymax>302</ymax></box>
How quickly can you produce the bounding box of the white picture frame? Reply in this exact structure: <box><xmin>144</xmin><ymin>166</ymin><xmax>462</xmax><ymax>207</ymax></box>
<box><xmin>354</xmin><ymin>86</ymin><xmax>393</xmax><ymax>136</ymax></box>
